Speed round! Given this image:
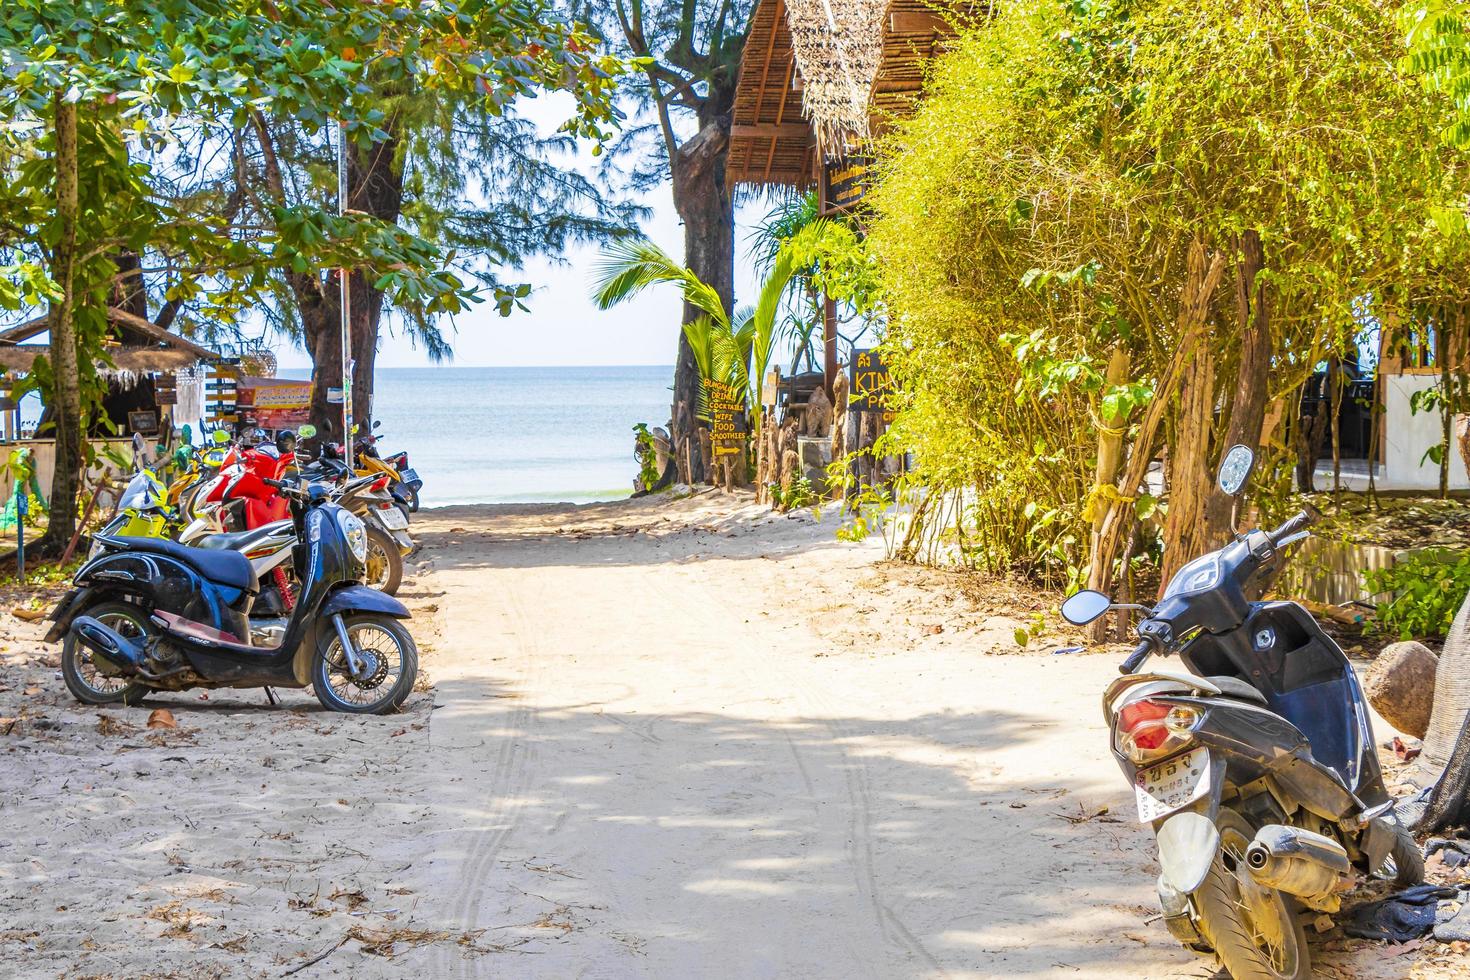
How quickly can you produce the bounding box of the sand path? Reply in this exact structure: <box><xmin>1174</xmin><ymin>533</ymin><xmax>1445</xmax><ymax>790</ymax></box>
<box><xmin>2</xmin><ymin>492</ymin><xmax>1449</xmax><ymax>978</ymax></box>
<box><xmin>391</xmin><ymin>496</ymin><xmax>1202</xmax><ymax>979</ymax></box>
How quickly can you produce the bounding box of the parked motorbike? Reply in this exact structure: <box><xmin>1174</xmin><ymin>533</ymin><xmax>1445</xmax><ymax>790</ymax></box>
<box><xmin>47</xmin><ymin>478</ymin><xmax>417</xmax><ymax>714</ymax></box>
<box><xmin>356</xmin><ymin>421</ymin><xmax>422</xmax><ymax>513</ymax></box>
<box><xmin>1060</xmin><ymin>444</ymin><xmax>1422</xmax><ymax>979</ymax></box>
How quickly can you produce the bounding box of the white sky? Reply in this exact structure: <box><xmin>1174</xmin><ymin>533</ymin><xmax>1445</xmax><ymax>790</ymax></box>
<box><xmin>275</xmin><ymin>93</ymin><xmax>767</xmax><ymax>370</ymax></box>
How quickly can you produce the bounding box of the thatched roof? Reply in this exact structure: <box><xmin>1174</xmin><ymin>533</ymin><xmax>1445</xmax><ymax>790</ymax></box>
<box><xmin>869</xmin><ymin>2</ymin><xmax>978</xmax><ymax>134</ymax></box>
<box><xmin>786</xmin><ymin>0</ymin><xmax>887</xmax><ymax>154</ymax></box>
<box><xmin>0</xmin><ymin>307</ymin><xmax>218</xmax><ymax>376</ymax></box>
<box><xmin>729</xmin><ymin>0</ymin><xmax>812</xmax><ymax>188</ymax></box>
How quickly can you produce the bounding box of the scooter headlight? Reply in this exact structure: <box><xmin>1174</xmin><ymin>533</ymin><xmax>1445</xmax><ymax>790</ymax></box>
<box><xmin>337</xmin><ymin>510</ymin><xmax>368</xmax><ymax>567</ymax></box>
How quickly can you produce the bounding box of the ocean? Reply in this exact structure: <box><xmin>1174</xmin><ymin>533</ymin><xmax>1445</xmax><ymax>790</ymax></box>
<box><xmin>282</xmin><ymin>365</ymin><xmax>674</xmax><ymax>506</ymax></box>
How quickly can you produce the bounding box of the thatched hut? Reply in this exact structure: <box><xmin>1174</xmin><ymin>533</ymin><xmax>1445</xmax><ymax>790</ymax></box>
<box><xmin>0</xmin><ymin>308</ymin><xmax>219</xmax><ymax>502</ymax></box>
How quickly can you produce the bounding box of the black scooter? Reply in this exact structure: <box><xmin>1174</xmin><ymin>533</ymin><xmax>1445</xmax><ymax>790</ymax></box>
<box><xmin>1062</xmin><ymin>445</ymin><xmax>1422</xmax><ymax>980</ymax></box>
<box><xmin>46</xmin><ymin>479</ymin><xmax>417</xmax><ymax>715</ymax></box>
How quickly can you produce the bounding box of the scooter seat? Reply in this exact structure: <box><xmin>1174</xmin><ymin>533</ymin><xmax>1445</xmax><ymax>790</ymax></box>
<box><xmin>96</xmin><ymin>535</ymin><xmax>260</xmax><ymax>594</ymax></box>
<box><xmin>1205</xmin><ymin>675</ymin><xmax>1268</xmax><ymax>706</ymax></box>
<box><xmin>193</xmin><ymin>521</ymin><xmax>291</xmax><ymax>553</ymax></box>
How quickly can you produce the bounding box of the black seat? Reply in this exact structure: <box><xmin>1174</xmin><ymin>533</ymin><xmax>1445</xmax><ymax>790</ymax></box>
<box><xmin>193</xmin><ymin>521</ymin><xmax>292</xmax><ymax>553</ymax></box>
<box><xmin>97</xmin><ymin>535</ymin><xmax>259</xmax><ymax>594</ymax></box>
<box><xmin>1206</xmin><ymin>675</ymin><xmax>1268</xmax><ymax>706</ymax></box>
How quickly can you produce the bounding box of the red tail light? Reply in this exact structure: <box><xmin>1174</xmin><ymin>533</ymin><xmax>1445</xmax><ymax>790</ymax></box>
<box><xmin>370</xmin><ymin>475</ymin><xmax>390</xmax><ymax>492</ymax></box>
<box><xmin>1115</xmin><ymin>697</ymin><xmax>1201</xmax><ymax>763</ymax></box>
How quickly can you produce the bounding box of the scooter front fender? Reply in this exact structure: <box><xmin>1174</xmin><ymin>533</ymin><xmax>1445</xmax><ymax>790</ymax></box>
<box><xmin>320</xmin><ymin>584</ymin><xmax>411</xmax><ymax>620</ymax></box>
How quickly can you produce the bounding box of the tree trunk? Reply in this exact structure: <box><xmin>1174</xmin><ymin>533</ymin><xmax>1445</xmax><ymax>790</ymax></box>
<box><xmin>1205</xmin><ymin>229</ymin><xmax>1270</xmax><ymax>539</ymax></box>
<box><xmin>41</xmin><ymin>97</ymin><xmax>83</xmax><ymax>556</ymax></box>
<box><xmin>1088</xmin><ymin>242</ymin><xmax>1227</xmax><ymax>636</ymax></box>
<box><xmin>670</xmin><ymin>115</ymin><xmax>734</xmax><ymax>485</ymax></box>
<box><xmin>1091</xmin><ymin>347</ymin><xmax>1130</xmax><ymax>546</ymax></box>
<box><xmin>1439</xmin><ymin>323</ymin><xmax>1452</xmax><ymax>499</ymax></box>
<box><xmin>1161</xmin><ymin>343</ymin><xmax>1216</xmax><ymax>586</ymax></box>
<box><xmin>346</xmin><ymin>133</ymin><xmax>401</xmax><ymax>427</ymax></box>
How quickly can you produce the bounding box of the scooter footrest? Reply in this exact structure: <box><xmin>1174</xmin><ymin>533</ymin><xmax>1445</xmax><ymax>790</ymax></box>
<box><xmin>151</xmin><ymin>611</ymin><xmax>247</xmax><ymax>648</ymax></box>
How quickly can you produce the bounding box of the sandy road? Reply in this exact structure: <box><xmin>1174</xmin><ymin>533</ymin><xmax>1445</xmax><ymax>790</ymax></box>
<box><xmin>2</xmin><ymin>492</ymin><xmax>1440</xmax><ymax>978</ymax></box>
<box><xmin>391</xmin><ymin>496</ymin><xmax>1208</xmax><ymax>979</ymax></box>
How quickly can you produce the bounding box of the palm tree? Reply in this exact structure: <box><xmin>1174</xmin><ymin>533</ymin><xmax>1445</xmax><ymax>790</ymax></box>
<box><xmin>591</xmin><ymin>237</ymin><xmax>797</xmax><ymax>441</ymax></box>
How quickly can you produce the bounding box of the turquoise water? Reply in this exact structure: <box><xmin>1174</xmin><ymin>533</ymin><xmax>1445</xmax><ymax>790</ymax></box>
<box><xmin>282</xmin><ymin>366</ymin><xmax>673</xmax><ymax>506</ymax></box>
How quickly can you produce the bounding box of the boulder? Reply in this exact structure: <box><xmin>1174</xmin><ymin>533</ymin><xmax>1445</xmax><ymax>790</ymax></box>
<box><xmin>1364</xmin><ymin>641</ymin><xmax>1439</xmax><ymax>739</ymax></box>
<box><xmin>804</xmin><ymin>386</ymin><xmax>833</xmax><ymax>437</ymax></box>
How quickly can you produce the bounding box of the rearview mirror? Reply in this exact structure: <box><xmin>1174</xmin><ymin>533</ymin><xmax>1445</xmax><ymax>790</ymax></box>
<box><xmin>298</xmin><ymin>424</ymin><xmax>317</xmax><ymax>439</ymax></box>
<box><xmin>212</xmin><ymin>429</ymin><xmax>231</xmax><ymax>445</ymax></box>
<box><xmin>1061</xmin><ymin>589</ymin><xmax>1112</xmax><ymax>626</ymax></box>
<box><xmin>1217</xmin><ymin>444</ymin><xmax>1255</xmax><ymax>497</ymax></box>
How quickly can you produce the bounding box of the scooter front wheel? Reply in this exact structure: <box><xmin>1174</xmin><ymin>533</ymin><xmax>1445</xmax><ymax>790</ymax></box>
<box><xmin>1194</xmin><ymin>808</ymin><xmax>1310</xmax><ymax>980</ymax></box>
<box><xmin>310</xmin><ymin>615</ymin><xmax>417</xmax><ymax>715</ymax></box>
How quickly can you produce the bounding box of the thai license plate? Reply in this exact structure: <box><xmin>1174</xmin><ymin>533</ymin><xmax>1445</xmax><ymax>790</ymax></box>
<box><xmin>378</xmin><ymin>506</ymin><xmax>408</xmax><ymax>530</ymax></box>
<box><xmin>1134</xmin><ymin>747</ymin><xmax>1211</xmax><ymax>822</ymax></box>
<box><xmin>400</xmin><ymin>468</ymin><xmax>419</xmax><ymax>485</ymax></box>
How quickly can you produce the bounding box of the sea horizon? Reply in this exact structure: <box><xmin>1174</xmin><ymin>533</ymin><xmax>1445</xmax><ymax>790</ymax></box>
<box><xmin>281</xmin><ymin>365</ymin><xmax>676</xmax><ymax>507</ymax></box>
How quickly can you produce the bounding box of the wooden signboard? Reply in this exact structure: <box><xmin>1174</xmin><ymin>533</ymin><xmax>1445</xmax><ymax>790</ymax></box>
<box><xmin>707</xmin><ymin>380</ymin><xmax>747</xmax><ymax>457</ymax></box>
<box><xmin>825</xmin><ymin>155</ymin><xmax>872</xmax><ymax>212</ymax></box>
<box><xmin>128</xmin><ymin>410</ymin><xmax>159</xmax><ymax>435</ymax></box>
<box><xmin>155</xmin><ymin>388</ymin><xmax>178</xmax><ymax>406</ymax></box>
<box><xmin>206</xmin><ymin>358</ymin><xmax>241</xmax><ymax>423</ymax></box>
<box><xmin>850</xmin><ymin>348</ymin><xmax>896</xmax><ymax>422</ymax></box>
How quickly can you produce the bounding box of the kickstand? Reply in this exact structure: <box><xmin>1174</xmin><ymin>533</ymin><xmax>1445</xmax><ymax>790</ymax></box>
<box><xmin>263</xmin><ymin>686</ymin><xmax>280</xmax><ymax>707</ymax></box>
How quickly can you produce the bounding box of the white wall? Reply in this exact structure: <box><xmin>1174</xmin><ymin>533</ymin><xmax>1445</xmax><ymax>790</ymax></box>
<box><xmin>1383</xmin><ymin>374</ymin><xmax>1470</xmax><ymax>491</ymax></box>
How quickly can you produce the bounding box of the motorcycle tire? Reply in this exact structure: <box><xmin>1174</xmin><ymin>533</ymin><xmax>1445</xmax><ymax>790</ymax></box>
<box><xmin>60</xmin><ymin>600</ymin><xmax>152</xmax><ymax>706</ymax></box>
<box><xmin>407</xmin><ymin>485</ymin><xmax>420</xmax><ymax>513</ymax></box>
<box><xmin>1193</xmin><ymin>808</ymin><xmax>1310</xmax><ymax>980</ymax></box>
<box><xmin>364</xmin><ymin>525</ymin><xmax>403</xmax><ymax>595</ymax></box>
<box><xmin>310</xmin><ymin>614</ymin><xmax>417</xmax><ymax>715</ymax></box>
<box><xmin>1386</xmin><ymin>818</ymin><xmax>1425</xmax><ymax>887</ymax></box>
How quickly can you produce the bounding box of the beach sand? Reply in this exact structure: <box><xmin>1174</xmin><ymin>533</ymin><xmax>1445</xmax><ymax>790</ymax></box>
<box><xmin>0</xmin><ymin>491</ymin><xmax>1464</xmax><ymax>978</ymax></box>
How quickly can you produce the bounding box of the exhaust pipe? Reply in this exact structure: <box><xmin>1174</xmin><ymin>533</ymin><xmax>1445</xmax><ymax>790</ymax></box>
<box><xmin>1245</xmin><ymin>825</ymin><xmax>1351</xmax><ymax>910</ymax></box>
<box><xmin>71</xmin><ymin>616</ymin><xmax>146</xmax><ymax>676</ymax></box>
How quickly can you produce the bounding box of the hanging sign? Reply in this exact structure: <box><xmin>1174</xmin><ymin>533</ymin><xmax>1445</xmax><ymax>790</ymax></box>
<box><xmin>206</xmin><ymin>358</ymin><xmax>240</xmax><ymax>423</ymax></box>
<box><xmin>707</xmin><ymin>380</ymin><xmax>747</xmax><ymax>457</ymax></box>
<box><xmin>850</xmin><ymin>349</ymin><xmax>896</xmax><ymax>421</ymax></box>
<box><xmin>238</xmin><ymin>376</ymin><xmax>312</xmax><ymax>429</ymax></box>
<box><xmin>825</xmin><ymin>155</ymin><xmax>872</xmax><ymax>212</ymax></box>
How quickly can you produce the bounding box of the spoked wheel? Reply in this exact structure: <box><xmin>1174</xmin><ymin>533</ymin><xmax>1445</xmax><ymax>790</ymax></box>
<box><xmin>311</xmin><ymin>615</ymin><xmax>417</xmax><ymax>715</ymax></box>
<box><xmin>363</xmin><ymin>526</ymin><xmax>403</xmax><ymax>595</ymax></box>
<box><xmin>1194</xmin><ymin>809</ymin><xmax>1310</xmax><ymax>980</ymax></box>
<box><xmin>60</xmin><ymin>601</ymin><xmax>151</xmax><ymax>706</ymax></box>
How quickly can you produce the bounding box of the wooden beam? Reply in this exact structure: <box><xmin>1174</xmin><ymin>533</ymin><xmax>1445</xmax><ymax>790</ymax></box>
<box><xmin>731</xmin><ymin>122</ymin><xmax>811</xmax><ymax>140</ymax></box>
<box><xmin>889</xmin><ymin>11</ymin><xmax>952</xmax><ymax>34</ymax></box>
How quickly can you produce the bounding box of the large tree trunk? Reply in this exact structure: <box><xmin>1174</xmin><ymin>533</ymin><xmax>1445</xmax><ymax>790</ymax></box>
<box><xmin>1160</xmin><ymin>343</ymin><xmax>1216</xmax><ymax>586</ymax></box>
<box><xmin>670</xmin><ymin>112</ymin><xmax>734</xmax><ymax>485</ymax></box>
<box><xmin>346</xmin><ymin>132</ymin><xmax>400</xmax><ymax>427</ymax></box>
<box><xmin>1204</xmin><ymin>229</ymin><xmax>1271</xmax><ymax>539</ymax></box>
<box><xmin>41</xmin><ymin>97</ymin><xmax>83</xmax><ymax>556</ymax></box>
<box><xmin>304</xmin><ymin>132</ymin><xmax>399</xmax><ymax>440</ymax></box>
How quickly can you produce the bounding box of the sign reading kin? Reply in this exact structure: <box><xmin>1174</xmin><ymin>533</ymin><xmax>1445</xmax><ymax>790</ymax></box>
<box><xmin>850</xmin><ymin>349</ymin><xmax>895</xmax><ymax>420</ymax></box>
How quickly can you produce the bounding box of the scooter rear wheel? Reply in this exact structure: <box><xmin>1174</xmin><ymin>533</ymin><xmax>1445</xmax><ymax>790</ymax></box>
<box><xmin>310</xmin><ymin>615</ymin><xmax>417</xmax><ymax>715</ymax></box>
<box><xmin>364</xmin><ymin>526</ymin><xmax>403</xmax><ymax>595</ymax></box>
<box><xmin>1194</xmin><ymin>808</ymin><xmax>1310</xmax><ymax>980</ymax></box>
<box><xmin>60</xmin><ymin>601</ymin><xmax>151</xmax><ymax>706</ymax></box>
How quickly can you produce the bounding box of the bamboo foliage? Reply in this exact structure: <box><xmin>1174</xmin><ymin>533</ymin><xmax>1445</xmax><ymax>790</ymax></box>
<box><xmin>864</xmin><ymin>0</ymin><xmax>1470</xmax><ymax>587</ymax></box>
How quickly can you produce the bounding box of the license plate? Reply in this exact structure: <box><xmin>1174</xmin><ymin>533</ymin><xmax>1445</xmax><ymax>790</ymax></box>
<box><xmin>400</xmin><ymin>469</ymin><xmax>419</xmax><ymax>485</ymax></box>
<box><xmin>378</xmin><ymin>506</ymin><xmax>408</xmax><ymax>530</ymax></box>
<box><xmin>1134</xmin><ymin>747</ymin><xmax>1211</xmax><ymax>822</ymax></box>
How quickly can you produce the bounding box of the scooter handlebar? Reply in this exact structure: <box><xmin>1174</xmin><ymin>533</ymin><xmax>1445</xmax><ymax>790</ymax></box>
<box><xmin>1267</xmin><ymin>509</ymin><xmax>1315</xmax><ymax>546</ymax></box>
<box><xmin>1119</xmin><ymin>639</ymin><xmax>1154</xmax><ymax>675</ymax></box>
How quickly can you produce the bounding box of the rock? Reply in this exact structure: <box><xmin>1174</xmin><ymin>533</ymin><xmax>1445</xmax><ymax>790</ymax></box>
<box><xmin>1364</xmin><ymin>641</ymin><xmax>1438</xmax><ymax>739</ymax></box>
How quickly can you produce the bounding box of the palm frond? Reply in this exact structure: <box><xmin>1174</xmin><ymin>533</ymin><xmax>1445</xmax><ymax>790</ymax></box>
<box><xmin>590</xmin><ymin>235</ymin><xmax>729</xmax><ymax>327</ymax></box>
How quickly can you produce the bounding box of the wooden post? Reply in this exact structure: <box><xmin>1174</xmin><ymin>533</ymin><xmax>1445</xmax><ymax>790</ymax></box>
<box><xmin>817</xmin><ymin>138</ymin><xmax>838</xmax><ymax>397</ymax></box>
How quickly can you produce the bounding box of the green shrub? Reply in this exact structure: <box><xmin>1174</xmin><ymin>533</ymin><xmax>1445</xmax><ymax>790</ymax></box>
<box><xmin>1364</xmin><ymin>550</ymin><xmax>1470</xmax><ymax>640</ymax></box>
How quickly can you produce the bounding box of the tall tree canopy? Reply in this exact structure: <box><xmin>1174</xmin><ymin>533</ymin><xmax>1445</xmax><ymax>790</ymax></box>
<box><xmin>0</xmin><ymin>0</ymin><xmax>628</xmax><ymax>551</ymax></box>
